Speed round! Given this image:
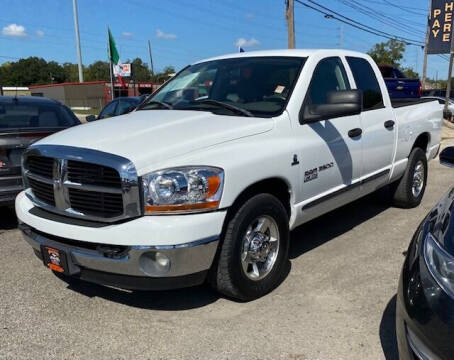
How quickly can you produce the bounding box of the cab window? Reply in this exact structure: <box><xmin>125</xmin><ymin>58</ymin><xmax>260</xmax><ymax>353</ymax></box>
<box><xmin>347</xmin><ymin>57</ymin><xmax>384</xmax><ymax>111</ymax></box>
<box><xmin>303</xmin><ymin>57</ymin><xmax>350</xmax><ymax>108</ymax></box>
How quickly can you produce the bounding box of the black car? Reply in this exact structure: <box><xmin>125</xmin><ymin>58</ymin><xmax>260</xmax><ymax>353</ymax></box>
<box><xmin>86</xmin><ymin>95</ymin><xmax>146</xmax><ymax>122</ymax></box>
<box><xmin>0</xmin><ymin>96</ymin><xmax>80</xmax><ymax>206</ymax></box>
<box><xmin>397</xmin><ymin>146</ymin><xmax>454</xmax><ymax>359</ymax></box>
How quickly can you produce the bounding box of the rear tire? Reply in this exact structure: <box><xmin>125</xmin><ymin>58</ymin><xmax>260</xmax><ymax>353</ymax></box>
<box><xmin>392</xmin><ymin>147</ymin><xmax>427</xmax><ymax>208</ymax></box>
<box><xmin>211</xmin><ymin>194</ymin><xmax>289</xmax><ymax>301</ymax></box>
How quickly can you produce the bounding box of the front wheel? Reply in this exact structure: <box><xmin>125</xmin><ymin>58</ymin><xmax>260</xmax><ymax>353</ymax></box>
<box><xmin>211</xmin><ymin>194</ymin><xmax>290</xmax><ymax>301</ymax></box>
<box><xmin>392</xmin><ymin>147</ymin><xmax>428</xmax><ymax>208</ymax></box>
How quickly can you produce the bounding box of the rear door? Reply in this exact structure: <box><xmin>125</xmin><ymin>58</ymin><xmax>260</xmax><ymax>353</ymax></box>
<box><xmin>346</xmin><ymin>56</ymin><xmax>396</xmax><ymax>191</ymax></box>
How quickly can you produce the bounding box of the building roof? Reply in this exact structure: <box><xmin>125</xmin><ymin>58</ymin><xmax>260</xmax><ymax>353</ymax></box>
<box><xmin>29</xmin><ymin>81</ymin><xmax>105</xmax><ymax>89</ymax></box>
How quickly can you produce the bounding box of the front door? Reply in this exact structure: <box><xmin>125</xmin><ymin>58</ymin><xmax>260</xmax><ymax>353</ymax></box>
<box><xmin>295</xmin><ymin>57</ymin><xmax>363</xmax><ymax>224</ymax></box>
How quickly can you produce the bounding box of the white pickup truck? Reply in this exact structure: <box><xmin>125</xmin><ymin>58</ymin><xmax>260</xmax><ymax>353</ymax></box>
<box><xmin>16</xmin><ymin>50</ymin><xmax>442</xmax><ymax>300</ymax></box>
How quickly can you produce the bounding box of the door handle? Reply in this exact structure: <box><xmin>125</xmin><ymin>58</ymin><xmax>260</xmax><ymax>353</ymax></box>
<box><xmin>348</xmin><ymin>128</ymin><xmax>362</xmax><ymax>138</ymax></box>
<box><xmin>384</xmin><ymin>120</ymin><xmax>395</xmax><ymax>129</ymax></box>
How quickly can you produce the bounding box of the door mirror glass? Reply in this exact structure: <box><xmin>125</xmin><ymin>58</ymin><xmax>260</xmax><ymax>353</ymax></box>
<box><xmin>302</xmin><ymin>90</ymin><xmax>362</xmax><ymax>123</ymax></box>
<box><xmin>440</xmin><ymin>147</ymin><xmax>454</xmax><ymax>168</ymax></box>
<box><xmin>85</xmin><ymin>115</ymin><xmax>96</xmax><ymax>122</ymax></box>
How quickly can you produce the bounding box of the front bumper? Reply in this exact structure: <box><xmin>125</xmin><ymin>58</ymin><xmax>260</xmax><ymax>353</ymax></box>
<box><xmin>16</xmin><ymin>191</ymin><xmax>226</xmax><ymax>290</ymax></box>
<box><xmin>20</xmin><ymin>223</ymin><xmax>218</xmax><ymax>290</ymax></box>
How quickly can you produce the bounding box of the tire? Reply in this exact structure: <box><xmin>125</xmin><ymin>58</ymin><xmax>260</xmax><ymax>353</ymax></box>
<box><xmin>211</xmin><ymin>194</ymin><xmax>290</xmax><ymax>301</ymax></box>
<box><xmin>392</xmin><ymin>147</ymin><xmax>428</xmax><ymax>208</ymax></box>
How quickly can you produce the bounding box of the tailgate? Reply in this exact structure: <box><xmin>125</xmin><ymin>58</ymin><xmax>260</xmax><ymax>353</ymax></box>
<box><xmin>0</xmin><ymin>130</ymin><xmax>56</xmax><ymax>173</ymax></box>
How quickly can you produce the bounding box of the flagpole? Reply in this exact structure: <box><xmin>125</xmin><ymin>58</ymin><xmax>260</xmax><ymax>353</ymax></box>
<box><xmin>107</xmin><ymin>27</ymin><xmax>115</xmax><ymax>101</ymax></box>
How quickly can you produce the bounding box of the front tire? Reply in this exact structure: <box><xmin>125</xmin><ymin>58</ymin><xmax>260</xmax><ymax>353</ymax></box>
<box><xmin>211</xmin><ymin>194</ymin><xmax>289</xmax><ymax>301</ymax></box>
<box><xmin>392</xmin><ymin>147</ymin><xmax>428</xmax><ymax>208</ymax></box>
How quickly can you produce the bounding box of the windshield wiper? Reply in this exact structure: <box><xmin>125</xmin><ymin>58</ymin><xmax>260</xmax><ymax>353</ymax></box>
<box><xmin>139</xmin><ymin>100</ymin><xmax>173</xmax><ymax>110</ymax></box>
<box><xmin>193</xmin><ymin>99</ymin><xmax>254</xmax><ymax>117</ymax></box>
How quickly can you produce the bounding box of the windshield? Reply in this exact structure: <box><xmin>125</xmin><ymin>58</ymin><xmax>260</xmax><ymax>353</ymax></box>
<box><xmin>140</xmin><ymin>56</ymin><xmax>306</xmax><ymax>117</ymax></box>
<box><xmin>0</xmin><ymin>101</ymin><xmax>79</xmax><ymax>130</ymax></box>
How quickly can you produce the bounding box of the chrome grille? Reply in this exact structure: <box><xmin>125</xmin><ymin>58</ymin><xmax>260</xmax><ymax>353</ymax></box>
<box><xmin>28</xmin><ymin>177</ymin><xmax>55</xmax><ymax>206</ymax></box>
<box><xmin>23</xmin><ymin>145</ymin><xmax>141</xmax><ymax>223</ymax></box>
<box><xmin>27</xmin><ymin>156</ymin><xmax>54</xmax><ymax>178</ymax></box>
<box><xmin>68</xmin><ymin>188</ymin><xmax>123</xmax><ymax>217</ymax></box>
<box><xmin>67</xmin><ymin>160</ymin><xmax>121</xmax><ymax>188</ymax></box>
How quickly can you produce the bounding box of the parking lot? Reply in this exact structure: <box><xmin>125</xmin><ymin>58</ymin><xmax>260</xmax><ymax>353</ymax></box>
<box><xmin>0</xmin><ymin>140</ymin><xmax>452</xmax><ymax>360</ymax></box>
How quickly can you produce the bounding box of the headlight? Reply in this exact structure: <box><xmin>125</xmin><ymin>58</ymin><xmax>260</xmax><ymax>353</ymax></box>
<box><xmin>424</xmin><ymin>232</ymin><xmax>454</xmax><ymax>297</ymax></box>
<box><xmin>142</xmin><ymin>166</ymin><xmax>224</xmax><ymax>214</ymax></box>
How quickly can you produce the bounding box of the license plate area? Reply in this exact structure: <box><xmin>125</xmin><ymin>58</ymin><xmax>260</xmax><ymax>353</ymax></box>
<box><xmin>41</xmin><ymin>245</ymin><xmax>69</xmax><ymax>274</ymax></box>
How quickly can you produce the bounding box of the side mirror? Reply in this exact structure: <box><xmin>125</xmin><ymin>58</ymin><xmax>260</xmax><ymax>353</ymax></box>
<box><xmin>85</xmin><ymin>115</ymin><xmax>97</xmax><ymax>122</ymax></box>
<box><xmin>440</xmin><ymin>147</ymin><xmax>454</xmax><ymax>168</ymax></box>
<box><xmin>301</xmin><ymin>90</ymin><xmax>363</xmax><ymax>124</ymax></box>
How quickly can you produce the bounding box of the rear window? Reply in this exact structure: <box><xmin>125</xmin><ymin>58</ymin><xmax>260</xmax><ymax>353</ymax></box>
<box><xmin>0</xmin><ymin>101</ymin><xmax>78</xmax><ymax>129</ymax></box>
<box><xmin>347</xmin><ymin>57</ymin><xmax>384</xmax><ymax>111</ymax></box>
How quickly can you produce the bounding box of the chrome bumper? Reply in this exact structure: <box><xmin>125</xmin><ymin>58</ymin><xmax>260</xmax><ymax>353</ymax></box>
<box><xmin>19</xmin><ymin>223</ymin><xmax>219</xmax><ymax>278</ymax></box>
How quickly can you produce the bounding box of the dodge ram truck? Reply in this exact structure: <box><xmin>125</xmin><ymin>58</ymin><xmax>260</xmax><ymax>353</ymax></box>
<box><xmin>16</xmin><ymin>50</ymin><xmax>442</xmax><ymax>300</ymax></box>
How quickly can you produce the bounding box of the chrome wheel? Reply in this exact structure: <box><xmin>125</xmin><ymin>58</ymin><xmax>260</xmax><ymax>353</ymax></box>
<box><xmin>412</xmin><ymin>160</ymin><xmax>425</xmax><ymax>198</ymax></box>
<box><xmin>240</xmin><ymin>215</ymin><xmax>280</xmax><ymax>281</ymax></box>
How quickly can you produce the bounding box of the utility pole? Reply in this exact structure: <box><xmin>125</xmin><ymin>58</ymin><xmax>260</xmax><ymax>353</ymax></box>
<box><xmin>286</xmin><ymin>0</ymin><xmax>295</xmax><ymax>49</ymax></box>
<box><xmin>339</xmin><ymin>25</ymin><xmax>344</xmax><ymax>48</ymax></box>
<box><xmin>444</xmin><ymin>33</ymin><xmax>454</xmax><ymax>114</ymax></box>
<box><xmin>72</xmin><ymin>0</ymin><xmax>84</xmax><ymax>83</ymax></box>
<box><xmin>422</xmin><ymin>0</ymin><xmax>431</xmax><ymax>89</ymax></box>
<box><xmin>148</xmin><ymin>40</ymin><xmax>154</xmax><ymax>75</ymax></box>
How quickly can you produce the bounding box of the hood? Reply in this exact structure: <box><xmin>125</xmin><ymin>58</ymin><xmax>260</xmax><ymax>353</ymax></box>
<box><xmin>427</xmin><ymin>187</ymin><xmax>454</xmax><ymax>254</ymax></box>
<box><xmin>36</xmin><ymin>110</ymin><xmax>273</xmax><ymax>172</ymax></box>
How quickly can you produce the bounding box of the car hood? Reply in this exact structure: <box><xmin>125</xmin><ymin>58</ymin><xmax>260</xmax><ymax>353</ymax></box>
<box><xmin>36</xmin><ymin>110</ymin><xmax>274</xmax><ymax>173</ymax></box>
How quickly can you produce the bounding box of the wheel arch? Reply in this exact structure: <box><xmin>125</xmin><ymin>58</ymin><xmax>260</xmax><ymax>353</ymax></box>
<box><xmin>411</xmin><ymin>132</ymin><xmax>431</xmax><ymax>156</ymax></box>
<box><xmin>221</xmin><ymin>177</ymin><xmax>292</xmax><ymax>234</ymax></box>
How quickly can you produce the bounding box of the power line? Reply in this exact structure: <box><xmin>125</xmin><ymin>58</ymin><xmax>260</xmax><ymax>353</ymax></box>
<box><xmin>336</xmin><ymin>0</ymin><xmax>426</xmax><ymax>35</ymax></box>
<box><xmin>305</xmin><ymin>0</ymin><xmax>424</xmax><ymax>44</ymax></box>
<box><xmin>363</xmin><ymin>0</ymin><xmax>426</xmax><ymax>12</ymax></box>
<box><xmin>381</xmin><ymin>0</ymin><xmax>427</xmax><ymax>16</ymax></box>
<box><xmin>294</xmin><ymin>0</ymin><xmax>424</xmax><ymax>46</ymax></box>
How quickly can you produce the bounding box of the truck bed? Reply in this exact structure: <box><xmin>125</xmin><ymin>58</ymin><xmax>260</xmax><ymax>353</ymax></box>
<box><xmin>390</xmin><ymin>98</ymin><xmax>436</xmax><ymax>108</ymax></box>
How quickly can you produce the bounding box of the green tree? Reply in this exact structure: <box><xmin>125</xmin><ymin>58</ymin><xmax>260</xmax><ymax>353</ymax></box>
<box><xmin>1</xmin><ymin>57</ymin><xmax>50</xmax><ymax>85</ymax></box>
<box><xmin>152</xmin><ymin>66</ymin><xmax>176</xmax><ymax>83</ymax></box>
<box><xmin>401</xmin><ymin>67</ymin><xmax>419</xmax><ymax>79</ymax></box>
<box><xmin>62</xmin><ymin>62</ymin><xmax>80</xmax><ymax>82</ymax></box>
<box><xmin>47</xmin><ymin>61</ymin><xmax>67</xmax><ymax>83</ymax></box>
<box><xmin>368</xmin><ymin>39</ymin><xmax>406</xmax><ymax>66</ymax></box>
<box><xmin>84</xmin><ymin>61</ymin><xmax>110</xmax><ymax>81</ymax></box>
<box><xmin>130</xmin><ymin>58</ymin><xmax>152</xmax><ymax>82</ymax></box>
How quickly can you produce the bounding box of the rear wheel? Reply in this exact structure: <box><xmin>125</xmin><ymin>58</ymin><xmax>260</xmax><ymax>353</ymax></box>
<box><xmin>392</xmin><ymin>147</ymin><xmax>427</xmax><ymax>208</ymax></box>
<box><xmin>211</xmin><ymin>194</ymin><xmax>289</xmax><ymax>301</ymax></box>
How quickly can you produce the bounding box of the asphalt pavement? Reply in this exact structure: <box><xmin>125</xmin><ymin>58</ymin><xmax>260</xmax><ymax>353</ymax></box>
<box><xmin>1</xmin><ymin>140</ymin><xmax>454</xmax><ymax>360</ymax></box>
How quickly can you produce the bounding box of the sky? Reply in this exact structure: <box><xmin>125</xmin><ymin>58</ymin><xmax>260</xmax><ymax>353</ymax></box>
<box><xmin>0</xmin><ymin>0</ymin><xmax>448</xmax><ymax>80</ymax></box>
